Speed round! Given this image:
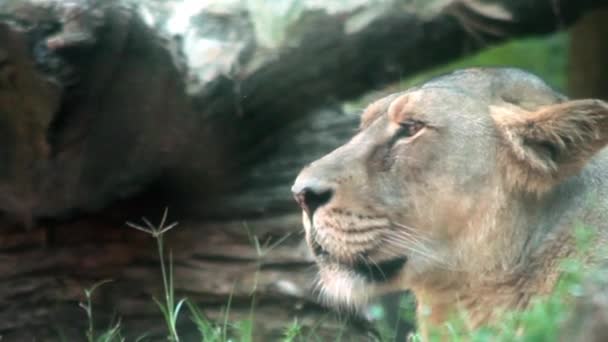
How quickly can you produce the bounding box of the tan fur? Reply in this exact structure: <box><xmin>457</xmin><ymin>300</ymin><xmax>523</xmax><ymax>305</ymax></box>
<box><xmin>493</xmin><ymin>100</ymin><xmax>608</xmax><ymax>194</ymax></box>
<box><xmin>292</xmin><ymin>68</ymin><xmax>608</xmax><ymax>337</ymax></box>
<box><xmin>360</xmin><ymin>92</ymin><xmax>402</xmax><ymax>129</ymax></box>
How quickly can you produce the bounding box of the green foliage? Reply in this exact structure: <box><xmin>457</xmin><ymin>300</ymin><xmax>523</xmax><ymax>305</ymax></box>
<box><xmin>79</xmin><ymin>280</ymin><xmax>124</xmax><ymax>342</ymax></box>
<box><xmin>373</xmin><ymin>294</ymin><xmax>417</xmax><ymax>341</ymax></box>
<box><xmin>127</xmin><ymin>208</ymin><xmax>184</xmax><ymax>342</ymax></box>
<box><xmin>282</xmin><ymin>319</ymin><xmax>303</xmax><ymax>342</ymax></box>
<box><xmin>402</xmin><ymin>33</ymin><xmax>569</xmax><ymax>91</ymax></box>
<box><xmin>186</xmin><ymin>300</ymin><xmax>224</xmax><ymax>341</ymax></box>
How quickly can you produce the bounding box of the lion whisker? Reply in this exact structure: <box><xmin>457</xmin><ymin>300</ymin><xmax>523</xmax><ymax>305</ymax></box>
<box><xmin>385</xmin><ymin>228</ymin><xmax>433</xmax><ymax>253</ymax></box>
<box><xmin>362</xmin><ymin>254</ymin><xmax>389</xmax><ymax>281</ymax></box>
<box><xmin>391</xmin><ymin>221</ymin><xmax>435</xmax><ymax>243</ymax></box>
<box><xmin>382</xmin><ymin>234</ymin><xmax>437</xmax><ymax>262</ymax></box>
<box><xmin>382</xmin><ymin>233</ymin><xmax>462</xmax><ymax>271</ymax></box>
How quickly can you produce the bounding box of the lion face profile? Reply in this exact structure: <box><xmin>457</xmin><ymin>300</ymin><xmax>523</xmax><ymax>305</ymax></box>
<box><xmin>292</xmin><ymin>68</ymin><xmax>608</xmax><ymax>329</ymax></box>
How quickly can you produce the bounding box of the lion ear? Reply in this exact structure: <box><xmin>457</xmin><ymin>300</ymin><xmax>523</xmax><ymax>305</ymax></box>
<box><xmin>492</xmin><ymin>99</ymin><xmax>608</xmax><ymax>194</ymax></box>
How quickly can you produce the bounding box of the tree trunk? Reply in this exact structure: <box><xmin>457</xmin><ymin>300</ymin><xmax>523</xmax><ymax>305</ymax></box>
<box><xmin>568</xmin><ymin>8</ymin><xmax>608</xmax><ymax>100</ymax></box>
<box><xmin>1</xmin><ymin>0</ymin><xmax>607</xmax><ymax>340</ymax></box>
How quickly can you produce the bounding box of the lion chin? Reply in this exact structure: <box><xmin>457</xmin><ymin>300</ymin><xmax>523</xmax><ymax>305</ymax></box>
<box><xmin>317</xmin><ymin>263</ymin><xmax>375</xmax><ymax>310</ymax></box>
<box><xmin>316</xmin><ymin>257</ymin><xmax>409</xmax><ymax>311</ymax></box>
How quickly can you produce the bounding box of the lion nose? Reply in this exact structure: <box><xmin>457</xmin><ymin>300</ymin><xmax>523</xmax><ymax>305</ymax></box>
<box><xmin>292</xmin><ymin>182</ymin><xmax>334</xmax><ymax>217</ymax></box>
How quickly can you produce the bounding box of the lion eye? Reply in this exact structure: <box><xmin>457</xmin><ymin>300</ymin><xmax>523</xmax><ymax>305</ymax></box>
<box><xmin>397</xmin><ymin>119</ymin><xmax>424</xmax><ymax>138</ymax></box>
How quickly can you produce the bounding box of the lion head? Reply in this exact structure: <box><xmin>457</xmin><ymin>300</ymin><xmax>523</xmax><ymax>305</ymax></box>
<box><xmin>292</xmin><ymin>68</ymin><xmax>608</xmax><ymax>323</ymax></box>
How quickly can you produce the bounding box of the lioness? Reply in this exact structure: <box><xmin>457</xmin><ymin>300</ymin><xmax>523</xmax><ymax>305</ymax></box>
<box><xmin>292</xmin><ymin>68</ymin><xmax>608</xmax><ymax>337</ymax></box>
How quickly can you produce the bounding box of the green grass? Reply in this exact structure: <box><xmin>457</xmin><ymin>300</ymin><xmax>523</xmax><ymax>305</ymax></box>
<box><xmin>127</xmin><ymin>209</ymin><xmax>184</xmax><ymax>342</ymax></box>
<box><xmin>80</xmin><ymin>209</ymin><xmax>308</xmax><ymax>342</ymax></box>
<box><xmin>81</xmin><ymin>220</ymin><xmax>595</xmax><ymax>342</ymax></box>
<box><xmin>79</xmin><ymin>280</ymin><xmax>124</xmax><ymax>342</ymax></box>
<box><xmin>403</xmin><ymin>32</ymin><xmax>569</xmax><ymax>91</ymax></box>
<box><xmin>79</xmin><ymin>211</ymin><xmax>597</xmax><ymax>342</ymax></box>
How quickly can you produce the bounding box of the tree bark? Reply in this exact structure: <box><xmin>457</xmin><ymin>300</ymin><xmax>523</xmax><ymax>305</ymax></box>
<box><xmin>0</xmin><ymin>0</ymin><xmax>605</xmax><ymax>221</ymax></box>
<box><xmin>1</xmin><ymin>0</ymin><xmax>607</xmax><ymax>340</ymax></box>
<box><xmin>568</xmin><ymin>8</ymin><xmax>608</xmax><ymax>100</ymax></box>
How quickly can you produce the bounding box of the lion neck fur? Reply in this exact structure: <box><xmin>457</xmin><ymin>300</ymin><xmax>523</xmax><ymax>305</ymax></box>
<box><xmin>411</xmin><ymin>150</ymin><xmax>608</xmax><ymax>332</ymax></box>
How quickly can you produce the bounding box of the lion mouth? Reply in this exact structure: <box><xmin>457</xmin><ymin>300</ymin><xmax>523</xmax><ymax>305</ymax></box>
<box><xmin>352</xmin><ymin>257</ymin><xmax>408</xmax><ymax>282</ymax></box>
<box><xmin>311</xmin><ymin>234</ymin><xmax>407</xmax><ymax>283</ymax></box>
